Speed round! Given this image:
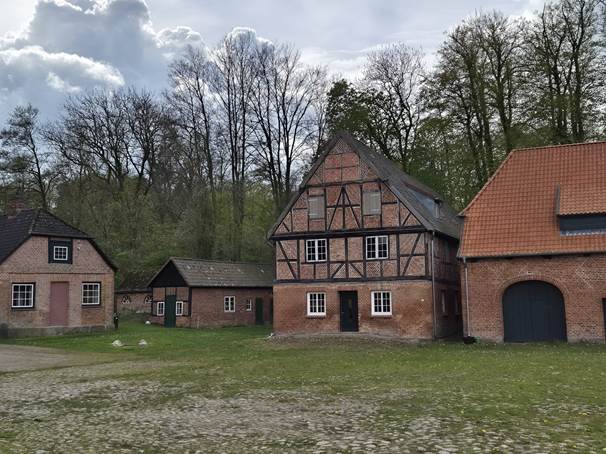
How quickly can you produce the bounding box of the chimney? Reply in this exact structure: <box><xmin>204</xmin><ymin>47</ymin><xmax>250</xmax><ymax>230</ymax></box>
<box><xmin>6</xmin><ymin>198</ymin><xmax>28</xmax><ymax>217</ymax></box>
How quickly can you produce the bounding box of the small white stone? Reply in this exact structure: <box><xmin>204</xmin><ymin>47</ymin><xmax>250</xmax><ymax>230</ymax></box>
<box><xmin>145</xmin><ymin>320</ymin><xmax>151</xmax><ymax>325</ymax></box>
<box><xmin>112</xmin><ymin>339</ymin><xmax>123</xmax><ymax>347</ymax></box>
<box><xmin>138</xmin><ymin>339</ymin><xmax>148</xmax><ymax>347</ymax></box>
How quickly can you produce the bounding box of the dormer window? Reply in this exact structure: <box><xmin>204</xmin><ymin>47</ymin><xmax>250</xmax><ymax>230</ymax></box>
<box><xmin>48</xmin><ymin>239</ymin><xmax>72</xmax><ymax>264</ymax></box>
<box><xmin>308</xmin><ymin>196</ymin><xmax>325</xmax><ymax>219</ymax></box>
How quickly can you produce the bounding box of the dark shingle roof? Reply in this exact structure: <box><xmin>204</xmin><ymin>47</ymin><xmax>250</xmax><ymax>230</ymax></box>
<box><xmin>268</xmin><ymin>131</ymin><xmax>461</xmax><ymax>240</ymax></box>
<box><xmin>0</xmin><ymin>208</ymin><xmax>116</xmax><ymax>269</ymax></box>
<box><xmin>150</xmin><ymin>258</ymin><xmax>274</xmax><ymax>288</ymax></box>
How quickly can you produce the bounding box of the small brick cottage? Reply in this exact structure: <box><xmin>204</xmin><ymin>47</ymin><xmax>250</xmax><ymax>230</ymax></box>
<box><xmin>0</xmin><ymin>208</ymin><xmax>116</xmax><ymax>337</ymax></box>
<box><xmin>459</xmin><ymin>142</ymin><xmax>606</xmax><ymax>342</ymax></box>
<box><xmin>147</xmin><ymin>258</ymin><xmax>273</xmax><ymax>328</ymax></box>
<box><xmin>268</xmin><ymin>132</ymin><xmax>462</xmax><ymax>339</ymax></box>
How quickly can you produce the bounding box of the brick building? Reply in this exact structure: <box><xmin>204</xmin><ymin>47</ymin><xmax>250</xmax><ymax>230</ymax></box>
<box><xmin>115</xmin><ymin>271</ymin><xmax>152</xmax><ymax>315</ymax></box>
<box><xmin>459</xmin><ymin>142</ymin><xmax>606</xmax><ymax>342</ymax></box>
<box><xmin>147</xmin><ymin>258</ymin><xmax>273</xmax><ymax>328</ymax></box>
<box><xmin>0</xmin><ymin>209</ymin><xmax>116</xmax><ymax>337</ymax></box>
<box><xmin>268</xmin><ymin>132</ymin><xmax>462</xmax><ymax>339</ymax></box>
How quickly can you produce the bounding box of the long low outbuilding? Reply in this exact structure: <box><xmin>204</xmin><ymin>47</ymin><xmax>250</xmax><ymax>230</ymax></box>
<box><xmin>147</xmin><ymin>258</ymin><xmax>273</xmax><ymax>328</ymax></box>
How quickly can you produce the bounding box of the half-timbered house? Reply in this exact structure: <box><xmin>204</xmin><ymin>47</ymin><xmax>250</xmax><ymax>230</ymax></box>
<box><xmin>268</xmin><ymin>132</ymin><xmax>462</xmax><ymax>339</ymax></box>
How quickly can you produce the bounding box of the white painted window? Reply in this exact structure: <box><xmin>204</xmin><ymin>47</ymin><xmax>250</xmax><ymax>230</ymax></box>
<box><xmin>224</xmin><ymin>296</ymin><xmax>235</xmax><ymax>312</ymax></box>
<box><xmin>363</xmin><ymin>191</ymin><xmax>381</xmax><ymax>215</ymax></box>
<box><xmin>307</xmin><ymin>292</ymin><xmax>326</xmax><ymax>316</ymax></box>
<box><xmin>366</xmin><ymin>236</ymin><xmax>388</xmax><ymax>260</ymax></box>
<box><xmin>157</xmin><ymin>301</ymin><xmax>165</xmax><ymax>316</ymax></box>
<box><xmin>306</xmin><ymin>239</ymin><xmax>327</xmax><ymax>262</ymax></box>
<box><xmin>371</xmin><ymin>291</ymin><xmax>391</xmax><ymax>315</ymax></box>
<box><xmin>81</xmin><ymin>283</ymin><xmax>101</xmax><ymax>306</ymax></box>
<box><xmin>176</xmin><ymin>301</ymin><xmax>184</xmax><ymax>316</ymax></box>
<box><xmin>441</xmin><ymin>290</ymin><xmax>448</xmax><ymax>316</ymax></box>
<box><xmin>53</xmin><ymin>245</ymin><xmax>69</xmax><ymax>261</ymax></box>
<box><xmin>246</xmin><ymin>299</ymin><xmax>253</xmax><ymax>311</ymax></box>
<box><xmin>12</xmin><ymin>284</ymin><xmax>34</xmax><ymax>308</ymax></box>
<box><xmin>308</xmin><ymin>196</ymin><xmax>325</xmax><ymax>219</ymax></box>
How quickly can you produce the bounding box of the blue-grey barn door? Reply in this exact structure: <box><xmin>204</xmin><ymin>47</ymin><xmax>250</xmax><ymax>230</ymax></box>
<box><xmin>502</xmin><ymin>281</ymin><xmax>566</xmax><ymax>342</ymax></box>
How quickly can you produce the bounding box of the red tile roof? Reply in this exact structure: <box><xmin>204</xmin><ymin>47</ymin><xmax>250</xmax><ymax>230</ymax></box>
<box><xmin>459</xmin><ymin>141</ymin><xmax>606</xmax><ymax>258</ymax></box>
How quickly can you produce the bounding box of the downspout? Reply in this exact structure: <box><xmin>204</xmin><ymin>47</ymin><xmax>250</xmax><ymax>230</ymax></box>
<box><xmin>430</xmin><ymin>232</ymin><xmax>437</xmax><ymax>340</ymax></box>
<box><xmin>463</xmin><ymin>256</ymin><xmax>471</xmax><ymax>337</ymax></box>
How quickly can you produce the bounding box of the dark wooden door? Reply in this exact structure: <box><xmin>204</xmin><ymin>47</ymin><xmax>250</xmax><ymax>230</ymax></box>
<box><xmin>164</xmin><ymin>295</ymin><xmax>176</xmax><ymax>328</ymax></box>
<box><xmin>255</xmin><ymin>297</ymin><xmax>264</xmax><ymax>325</ymax></box>
<box><xmin>503</xmin><ymin>281</ymin><xmax>566</xmax><ymax>342</ymax></box>
<box><xmin>339</xmin><ymin>291</ymin><xmax>359</xmax><ymax>332</ymax></box>
<box><xmin>49</xmin><ymin>282</ymin><xmax>69</xmax><ymax>326</ymax></box>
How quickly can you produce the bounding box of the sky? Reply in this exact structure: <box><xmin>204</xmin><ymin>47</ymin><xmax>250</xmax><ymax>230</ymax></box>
<box><xmin>0</xmin><ymin>0</ymin><xmax>543</xmax><ymax>123</ymax></box>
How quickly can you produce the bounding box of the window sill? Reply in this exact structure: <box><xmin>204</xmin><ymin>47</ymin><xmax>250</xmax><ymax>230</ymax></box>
<box><xmin>11</xmin><ymin>306</ymin><xmax>36</xmax><ymax>311</ymax></box>
<box><xmin>82</xmin><ymin>304</ymin><xmax>102</xmax><ymax>308</ymax></box>
<box><xmin>306</xmin><ymin>315</ymin><xmax>326</xmax><ymax>318</ymax></box>
<box><xmin>365</xmin><ymin>258</ymin><xmax>389</xmax><ymax>261</ymax></box>
<box><xmin>371</xmin><ymin>314</ymin><xmax>392</xmax><ymax>318</ymax></box>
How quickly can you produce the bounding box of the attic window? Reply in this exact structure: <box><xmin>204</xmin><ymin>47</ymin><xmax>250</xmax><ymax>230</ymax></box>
<box><xmin>363</xmin><ymin>191</ymin><xmax>381</xmax><ymax>215</ymax></box>
<box><xmin>308</xmin><ymin>196</ymin><xmax>325</xmax><ymax>219</ymax></box>
<box><xmin>49</xmin><ymin>239</ymin><xmax>72</xmax><ymax>264</ymax></box>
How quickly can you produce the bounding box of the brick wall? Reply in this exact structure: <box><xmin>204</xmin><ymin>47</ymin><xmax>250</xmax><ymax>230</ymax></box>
<box><xmin>0</xmin><ymin>236</ymin><xmax>114</xmax><ymax>336</ymax></box>
<box><xmin>273</xmin><ymin>280</ymin><xmax>435</xmax><ymax>339</ymax></box>
<box><xmin>116</xmin><ymin>291</ymin><xmax>152</xmax><ymax>315</ymax></box>
<box><xmin>461</xmin><ymin>254</ymin><xmax>606</xmax><ymax>342</ymax></box>
<box><xmin>149</xmin><ymin>287</ymin><xmax>272</xmax><ymax>328</ymax></box>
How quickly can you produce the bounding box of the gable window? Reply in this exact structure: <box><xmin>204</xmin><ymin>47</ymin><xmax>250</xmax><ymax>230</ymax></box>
<box><xmin>246</xmin><ymin>299</ymin><xmax>253</xmax><ymax>311</ymax></box>
<box><xmin>306</xmin><ymin>239</ymin><xmax>327</xmax><ymax>262</ymax></box>
<box><xmin>371</xmin><ymin>291</ymin><xmax>391</xmax><ymax>315</ymax></box>
<box><xmin>157</xmin><ymin>301</ymin><xmax>165</xmax><ymax>316</ymax></box>
<box><xmin>308</xmin><ymin>196</ymin><xmax>325</xmax><ymax>219</ymax></box>
<box><xmin>176</xmin><ymin>300</ymin><xmax>184</xmax><ymax>316</ymax></box>
<box><xmin>366</xmin><ymin>236</ymin><xmax>388</xmax><ymax>260</ymax></box>
<box><xmin>307</xmin><ymin>292</ymin><xmax>326</xmax><ymax>316</ymax></box>
<box><xmin>48</xmin><ymin>239</ymin><xmax>72</xmax><ymax>264</ymax></box>
<box><xmin>224</xmin><ymin>296</ymin><xmax>235</xmax><ymax>312</ymax></box>
<box><xmin>363</xmin><ymin>191</ymin><xmax>381</xmax><ymax>215</ymax></box>
<box><xmin>12</xmin><ymin>283</ymin><xmax>35</xmax><ymax>309</ymax></box>
<box><xmin>81</xmin><ymin>283</ymin><xmax>101</xmax><ymax>306</ymax></box>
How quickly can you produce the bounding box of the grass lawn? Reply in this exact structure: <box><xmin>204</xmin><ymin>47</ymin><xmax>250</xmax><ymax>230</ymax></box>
<box><xmin>1</xmin><ymin>321</ymin><xmax>606</xmax><ymax>453</ymax></box>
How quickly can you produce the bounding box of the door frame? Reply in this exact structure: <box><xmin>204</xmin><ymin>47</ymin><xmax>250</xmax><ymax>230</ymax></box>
<box><xmin>339</xmin><ymin>291</ymin><xmax>359</xmax><ymax>332</ymax></box>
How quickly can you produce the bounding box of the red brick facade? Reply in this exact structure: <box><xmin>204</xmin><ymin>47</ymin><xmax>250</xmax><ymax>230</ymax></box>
<box><xmin>461</xmin><ymin>255</ymin><xmax>606</xmax><ymax>342</ymax></box>
<box><xmin>270</xmin><ymin>134</ymin><xmax>461</xmax><ymax>339</ymax></box>
<box><xmin>149</xmin><ymin>286</ymin><xmax>272</xmax><ymax>328</ymax></box>
<box><xmin>115</xmin><ymin>290</ymin><xmax>152</xmax><ymax>315</ymax></box>
<box><xmin>0</xmin><ymin>236</ymin><xmax>115</xmax><ymax>337</ymax></box>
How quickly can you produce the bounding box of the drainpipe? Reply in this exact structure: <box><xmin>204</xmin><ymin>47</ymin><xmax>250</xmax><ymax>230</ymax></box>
<box><xmin>430</xmin><ymin>232</ymin><xmax>437</xmax><ymax>340</ymax></box>
<box><xmin>463</xmin><ymin>257</ymin><xmax>471</xmax><ymax>337</ymax></box>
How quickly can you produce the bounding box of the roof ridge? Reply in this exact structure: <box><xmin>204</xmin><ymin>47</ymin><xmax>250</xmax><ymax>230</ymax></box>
<box><xmin>512</xmin><ymin>140</ymin><xmax>606</xmax><ymax>153</ymax></box>
<box><xmin>170</xmin><ymin>257</ymin><xmax>272</xmax><ymax>266</ymax></box>
<box><xmin>35</xmin><ymin>208</ymin><xmax>91</xmax><ymax>238</ymax></box>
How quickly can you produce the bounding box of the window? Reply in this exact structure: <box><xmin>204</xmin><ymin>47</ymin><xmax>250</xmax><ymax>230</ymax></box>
<box><xmin>363</xmin><ymin>191</ymin><xmax>381</xmax><ymax>215</ymax></box>
<box><xmin>371</xmin><ymin>291</ymin><xmax>391</xmax><ymax>315</ymax></box>
<box><xmin>366</xmin><ymin>236</ymin><xmax>388</xmax><ymax>260</ymax></box>
<box><xmin>224</xmin><ymin>296</ymin><xmax>235</xmax><ymax>312</ymax></box>
<box><xmin>120</xmin><ymin>295</ymin><xmax>131</xmax><ymax>304</ymax></box>
<box><xmin>307</xmin><ymin>292</ymin><xmax>326</xmax><ymax>316</ymax></box>
<box><xmin>157</xmin><ymin>301</ymin><xmax>165</xmax><ymax>316</ymax></box>
<box><xmin>81</xmin><ymin>283</ymin><xmax>101</xmax><ymax>306</ymax></box>
<box><xmin>12</xmin><ymin>284</ymin><xmax>34</xmax><ymax>308</ymax></box>
<box><xmin>441</xmin><ymin>290</ymin><xmax>448</xmax><ymax>316</ymax></box>
<box><xmin>144</xmin><ymin>295</ymin><xmax>153</xmax><ymax>304</ymax></box>
<box><xmin>306</xmin><ymin>239</ymin><xmax>327</xmax><ymax>262</ymax></box>
<box><xmin>308</xmin><ymin>196</ymin><xmax>325</xmax><ymax>219</ymax></box>
<box><xmin>53</xmin><ymin>246</ymin><xmax>68</xmax><ymax>261</ymax></box>
<box><xmin>246</xmin><ymin>299</ymin><xmax>253</xmax><ymax>311</ymax></box>
<box><xmin>48</xmin><ymin>239</ymin><xmax>72</xmax><ymax>263</ymax></box>
<box><xmin>176</xmin><ymin>301</ymin><xmax>184</xmax><ymax>316</ymax></box>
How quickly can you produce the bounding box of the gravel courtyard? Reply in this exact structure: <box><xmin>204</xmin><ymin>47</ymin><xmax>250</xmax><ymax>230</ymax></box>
<box><xmin>1</xmin><ymin>323</ymin><xmax>605</xmax><ymax>453</ymax></box>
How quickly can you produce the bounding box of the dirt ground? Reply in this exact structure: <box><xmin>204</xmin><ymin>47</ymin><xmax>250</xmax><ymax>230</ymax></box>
<box><xmin>0</xmin><ymin>345</ymin><xmax>89</xmax><ymax>372</ymax></box>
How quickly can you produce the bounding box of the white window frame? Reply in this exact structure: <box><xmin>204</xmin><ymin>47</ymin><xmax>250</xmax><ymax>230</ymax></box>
<box><xmin>53</xmin><ymin>245</ymin><xmax>69</xmax><ymax>261</ymax></box>
<box><xmin>11</xmin><ymin>283</ymin><xmax>34</xmax><ymax>308</ymax></box>
<box><xmin>363</xmin><ymin>191</ymin><xmax>381</xmax><ymax>215</ymax></box>
<box><xmin>308</xmin><ymin>195</ymin><xmax>325</xmax><ymax>219</ymax></box>
<box><xmin>366</xmin><ymin>235</ymin><xmax>389</xmax><ymax>260</ymax></box>
<box><xmin>306</xmin><ymin>238</ymin><xmax>327</xmax><ymax>262</ymax></box>
<box><xmin>245</xmin><ymin>299</ymin><xmax>253</xmax><ymax>311</ymax></box>
<box><xmin>176</xmin><ymin>300</ymin><xmax>184</xmax><ymax>316</ymax></box>
<box><xmin>81</xmin><ymin>282</ymin><xmax>101</xmax><ymax>306</ymax></box>
<box><xmin>371</xmin><ymin>291</ymin><xmax>392</xmax><ymax>316</ymax></box>
<box><xmin>307</xmin><ymin>292</ymin><xmax>326</xmax><ymax>316</ymax></box>
<box><xmin>157</xmin><ymin>301</ymin><xmax>165</xmax><ymax>316</ymax></box>
<box><xmin>224</xmin><ymin>296</ymin><xmax>235</xmax><ymax>313</ymax></box>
